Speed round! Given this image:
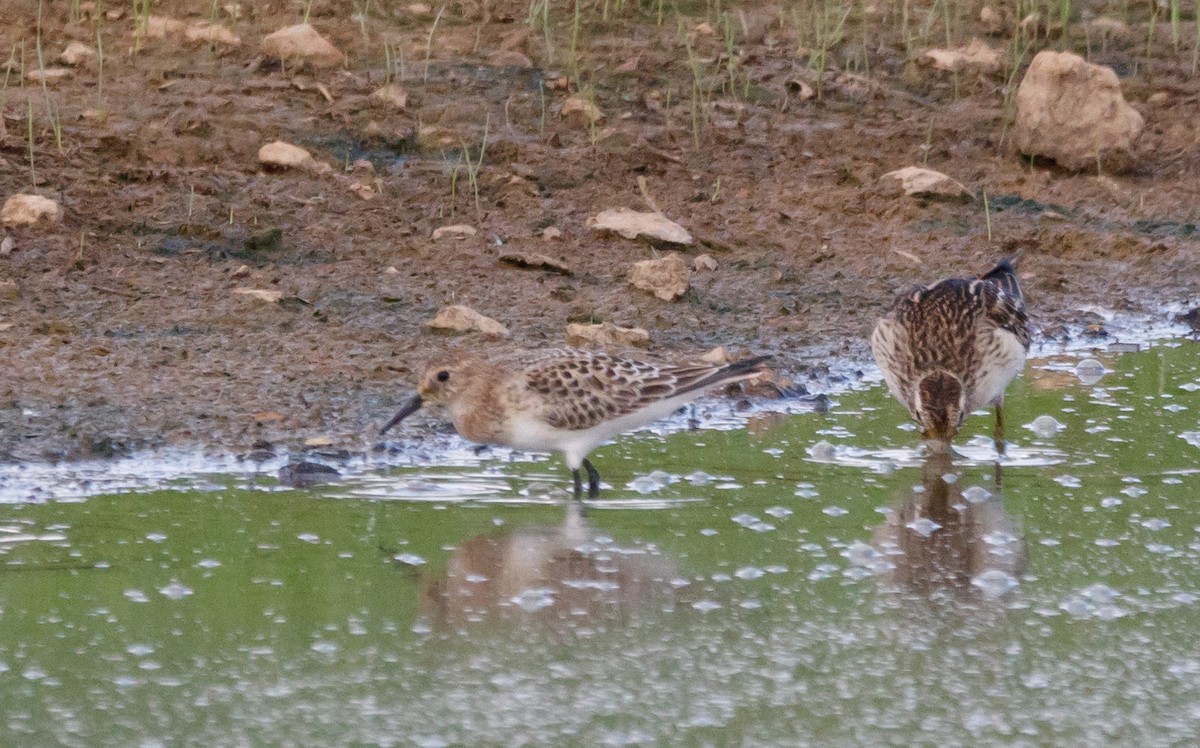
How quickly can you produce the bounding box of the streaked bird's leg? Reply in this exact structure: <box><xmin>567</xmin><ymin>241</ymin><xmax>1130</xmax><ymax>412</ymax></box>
<box><xmin>582</xmin><ymin>459</ymin><xmax>601</xmax><ymax>498</ymax></box>
<box><xmin>994</xmin><ymin>404</ymin><xmax>1006</xmax><ymax>455</ymax></box>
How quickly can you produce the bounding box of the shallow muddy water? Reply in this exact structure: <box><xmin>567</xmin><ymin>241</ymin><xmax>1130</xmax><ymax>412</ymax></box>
<box><xmin>2</xmin><ymin>340</ymin><xmax>1199</xmax><ymax>745</ymax></box>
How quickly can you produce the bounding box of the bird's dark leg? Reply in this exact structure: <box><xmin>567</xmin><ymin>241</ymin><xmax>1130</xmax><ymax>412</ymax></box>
<box><xmin>994</xmin><ymin>404</ymin><xmax>1006</xmax><ymax>455</ymax></box>
<box><xmin>582</xmin><ymin>459</ymin><xmax>601</xmax><ymax>498</ymax></box>
<box><xmin>572</xmin><ymin>469</ymin><xmax>583</xmax><ymax>500</ymax></box>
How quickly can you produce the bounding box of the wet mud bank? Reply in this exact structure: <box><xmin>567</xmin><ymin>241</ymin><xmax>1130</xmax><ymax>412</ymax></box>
<box><xmin>1</xmin><ymin>1</ymin><xmax>1198</xmax><ymax>463</ymax></box>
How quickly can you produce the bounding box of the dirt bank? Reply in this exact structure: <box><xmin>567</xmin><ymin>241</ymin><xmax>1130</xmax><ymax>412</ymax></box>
<box><xmin>1</xmin><ymin>0</ymin><xmax>1198</xmax><ymax>462</ymax></box>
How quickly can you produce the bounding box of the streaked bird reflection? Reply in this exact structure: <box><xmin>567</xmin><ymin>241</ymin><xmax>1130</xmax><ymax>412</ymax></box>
<box><xmin>421</xmin><ymin>504</ymin><xmax>679</xmax><ymax>628</ymax></box>
<box><xmin>872</xmin><ymin>451</ymin><xmax>1026</xmax><ymax>596</ymax></box>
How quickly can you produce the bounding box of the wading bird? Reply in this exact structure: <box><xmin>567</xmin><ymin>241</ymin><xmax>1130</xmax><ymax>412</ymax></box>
<box><xmin>871</xmin><ymin>253</ymin><xmax>1030</xmax><ymax>450</ymax></box>
<box><xmin>381</xmin><ymin>348</ymin><xmax>770</xmax><ymax>498</ymax></box>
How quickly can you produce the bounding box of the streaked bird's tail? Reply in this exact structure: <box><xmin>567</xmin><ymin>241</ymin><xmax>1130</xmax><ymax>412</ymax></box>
<box><xmin>685</xmin><ymin>355</ymin><xmax>773</xmax><ymax>394</ymax></box>
<box><xmin>979</xmin><ymin>250</ymin><xmax>1024</xmax><ymax>305</ymax></box>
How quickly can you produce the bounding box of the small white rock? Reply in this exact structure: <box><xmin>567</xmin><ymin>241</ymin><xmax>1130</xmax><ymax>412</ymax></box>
<box><xmin>233</xmin><ymin>288</ymin><xmax>282</xmax><ymax>303</ymax></box>
<box><xmin>1</xmin><ymin>194</ymin><xmax>62</xmax><ymax>227</ymax></box>
<box><xmin>426</xmin><ymin>305</ymin><xmax>509</xmax><ymax>336</ymax></box>
<box><xmin>881</xmin><ymin>166</ymin><xmax>972</xmax><ymax>200</ymax></box>
<box><xmin>144</xmin><ymin>15</ymin><xmax>185</xmax><ymax>39</ymax></box>
<box><xmin>693</xmin><ymin>254</ymin><xmax>718</xmax><ymax>272</ymax></box>
<box><xmin>59</xmin><ymin>41</ymin><xmax>97</xmax><ymax>66</ymax></box>
<box><xmin>560</xmin><ymin>96</ymin><xmax>604</xmax><ymax>124</ymax></box>
<box><xmin>431</xmin><ymin>224</ymin><xmax>477</xmax><ymax>240</ymax></box>
<box><xmin>184</xmin><ymin>22</ymin><xmax>242</xmax><ymax>46</ymax></box>
<box><xmin>589</xmin><ymin>208</ymin><xmax>694</xmax><ymax>246</ymax></box>
<box><xmin>628</xmin><ymin>252</ymin><xmax>690</xmax><ymax>301</ymax></box>
<box><xmin>258</xmin><ymin>141</ymin><xmax>317</xmax><ymax>170</ymax></box>
<box><xmin>25</xmin><ymin>68</ymin><xmax>72</xmax><ymax>85</ymax></box>
<box><xmin>565</xmin><ymin>322</ymin><xmax>650</xmax><ymax>348</ymax></box>
<box><xmin>369</xmin><ymin>83</ymin><xmax>408</xmax><ymax>109</ymax></box>
<box><xmin>261</xmin><ymin>24</ymin><xmax>346</xmax><ymax>68</ymax></box>
<box><xmin>921</xmin><ymin>38</ymin><xmax>1001</xmax><ymax>73</ymax></box>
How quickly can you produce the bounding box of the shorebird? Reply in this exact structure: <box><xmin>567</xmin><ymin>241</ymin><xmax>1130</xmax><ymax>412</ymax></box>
<box><xmin>870</xmin><ymin>253</ymin><xmax>1030</xmax><ymax>449</ymax></box>
<box><xmin>381</xmin><ymin>348</ymin><xmax>771</xmax><ymax>498</ymax></box>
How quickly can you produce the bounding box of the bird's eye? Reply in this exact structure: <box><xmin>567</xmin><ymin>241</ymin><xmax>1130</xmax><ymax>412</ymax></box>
<box><xmin>436</xmin><ymin>370</ymin><xmax>450</xmax><ymax>382</ymax></box>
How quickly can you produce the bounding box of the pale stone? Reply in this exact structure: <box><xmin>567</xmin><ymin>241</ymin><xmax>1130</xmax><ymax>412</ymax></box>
<box><xmin>304</xmin><ymin>436</ymin><xmax>334</xmax><ymax>447</ymax></box>
<box><xmin>1</xmin><ymin>236</ymin><xmax>14</xmax><ymax>255</ymax></box>
<box><xmin>261</xmin><ymin>24</ymin><xmax>346</xmax><ymax>68</ymax></box>
<box><xmin>542</xmin><ymin>226</ymin><xmax>562</xmax><ymax>240</ymax></box>
<box><xmin>979</xmin><ymin>6</ymin><xmax>1006</xmax><ymax>35</ymax></box>
<box><xmin>349</xmin><ymin>182</ymin><xmax>375</xmax><ymax>200</ymax></box>
<box><xmin>59</xmin><ymin>41</ymin><xmax>97</xmax><ymax>66</ymax></box>
<box><xmin>700</xmin><ymin>346</ymin><xmax>729</xmax><ymax>365</ymax></box>
<box><xmin>1088</xmin><ymin>17</ymin><xmax>1131</xmax><ymax>39</ymax></box>
<box><xmin>26</xmin><ymin>67</ymin><xmax>72</xmax><ymax>85</ymax></box>
<box><xmin>628</xmin><ymin>253</ymin><xmax>690</xmax><ymax>301</ymax></box>
<box><xmin>1013</xmin><ymin>50</ymin><xmax>1144</xmax><ymax>171</ymax></box>
<box><xmin>921</xmin><ymin>39</ymin><xmax>1001</xmax><ymax>73</ymax></box>
<box><xmin>431</xmin><ymin>224</ymin><xmax>477</xmax><ymax>240</ymax></box>
<box><xmin>566</xmin><ymin>322</ymin><xmax>650</xmax><ymax>348</ymax></box>
<box><xmin>369</xmin><ymin>83</ymin><xmax>408</xmax><ymax>109</ymax></box>
<box><xmin>233</xmin><ymin>288</ymin><xmax>283</xmax><ymax>303</ymax></box>
<box><xmin>880</xmin><ymin>167</ymin><xmax>971</xmax><ymax>200</ymax></box>
<box><xmin>1</xmin><ymin>194</ymin><xmax>62</xmax><ymax>227</ymax></box>
<box><xmin>144</xmin><ymin>15</ymin><xmax>185</xmax><ymax>39</ymax></box>
<box><xmin>488</xmin><ymin>50</ymin><xmax>533</xmax><ymax>68</ymax></box>
<box><xmin>589</xmin><ymin>208</ymin><xmax>694</xmax><ymax>246</ymax></box>
<box><xmin>184</xmin><ymin>22</ymin><xmax>242</xmax><ymax>46</ymax></box>
<box><xmin>258</xmin><ymin>141</ymin><xmax>317</xmax><ymax>170</ymax></box>
<box><xmin>561</xmin><ymin>96</ymin><xmax>604</xmax><ymax>124</ymax></box>
<box><xmin>426</xmin><ymin>305</ymin><xmax>509</xmax><ymax>336</ymax></box>
<box><xmin>693</xmin><ymin>254</ymin><xmax>718</xmax><ymax>272</ymax></box>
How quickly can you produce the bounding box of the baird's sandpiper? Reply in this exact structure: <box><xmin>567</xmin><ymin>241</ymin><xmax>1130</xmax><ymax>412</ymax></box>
<box><xmin>381</xmin><ymin>348</ymin><xmax>771</xmax><ymax>498</ymax></box>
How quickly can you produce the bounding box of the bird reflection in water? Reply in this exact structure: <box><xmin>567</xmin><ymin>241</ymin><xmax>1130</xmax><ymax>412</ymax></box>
<box><xmin>871</xmin><ymin>451</ymin><xmax>1026</xmax><ymax>596</ymax></box>
<box><xmin>420</xmin><ymin>503</ymin><xmax>679</xmax><ymax>628</ymax></box>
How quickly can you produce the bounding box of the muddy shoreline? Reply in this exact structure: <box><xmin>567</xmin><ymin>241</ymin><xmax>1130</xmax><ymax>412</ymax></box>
<box><xmin>1</xmin><ymin>1</ymin><xmax>1198</xmax><ymax>463</ymax></box>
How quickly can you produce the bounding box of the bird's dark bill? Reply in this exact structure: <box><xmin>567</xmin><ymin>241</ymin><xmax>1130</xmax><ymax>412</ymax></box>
<box><xmin>380</xmin><ymin>394</ymin><xmax>423</xmax><ymax>434</ymax></box>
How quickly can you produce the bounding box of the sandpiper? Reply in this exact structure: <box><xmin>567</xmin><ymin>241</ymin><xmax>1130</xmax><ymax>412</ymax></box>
<box><xmin>870</xmin><ymin>253</ymin><xmax>1030</xmax><ymax>448</ymax></box>
<box><xmin>381</xmin><ymin>348</ymin><xmax>771</xmax><ymax>498</ymax></box>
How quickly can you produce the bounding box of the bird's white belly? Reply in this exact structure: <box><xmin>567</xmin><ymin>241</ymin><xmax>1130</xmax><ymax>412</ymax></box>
<box><xmin>507</xmin><ymin>394</ymin><xmax>697</xmax><ymax>469</ymax></box>
<box><xmin>968</xmin><ymin>328</ymin><xmax>1027</xmax><ymax>410</ymax></box>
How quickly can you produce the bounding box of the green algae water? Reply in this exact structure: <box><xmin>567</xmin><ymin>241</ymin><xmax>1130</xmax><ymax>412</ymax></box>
<box><xmin>2</xmin><ymin>340</ymin><xmax>1199</xmax><ymax>745</ymax></box>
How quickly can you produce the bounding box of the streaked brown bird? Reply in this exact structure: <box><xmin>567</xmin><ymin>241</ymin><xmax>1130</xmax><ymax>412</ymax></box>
<box><xmin>870</xmin><ymin>253</ymin><xmax>1030</xmax><ymax>449</ymax></box>
<box><xmin>381</xmin><ymin>348</ymin><xmax>770</xmax><ymax>498</ymax></box>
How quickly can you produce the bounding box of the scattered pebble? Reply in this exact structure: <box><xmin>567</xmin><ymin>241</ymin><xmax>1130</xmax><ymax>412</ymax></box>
<box><xmin>560</xmin><ymin>96</ymin><xmax>604</xmax><ymax>125</ymax></box>
<box><xmin>261</xmin><ymin>23</ymin><xmax>346</xmax><ymax>68</ymax></box>
<box><xmin>59</xmin><ymin>41</ymin><xmax>97</xmax><ymax>66</ymax></box>
<box><xmin>566</xmin><ymin>321</ymin><xmax>649</xmax><ymax>348</ymax></box>
<box><xmin>628</xmin><ymin>252</ymin><xmax>691</xmax><ymax>301</ymax></box>
<box><xmin>425</xmin><ymin>304</ymin><xmax>509</xmax><ymax>337</ymax></box>
<box><xmin>431</xmin><ymin>224</ymin><xmax>477</xmax><ymax>240</ymax></box>
<box><xmin>920</xmin><ymin>38</ymin><xmax>1001</xmax><ymax>73</ymax></box>
<box><xmin>369</xmin><ymin>83</ymin><xmax>408</xmax><ymax>109</ymax></box>
<box><xmin>881</xmin><ymin>166</ymin><xmax>971</xmax><ymax>200</ymax></box>
<box><xmin>1</xmin><ymin>194</ymin><xmax>62</xmax><ymax>227</ymax></box>
<box><xmin>258</xmin><ymin>141</ymin><xmax>317</xmax><ymax>171</ymax></box>
<box><xmin>589</xmin><ymin>208</ymin><xmax>694</xmax><ymax>246</ymax></box>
